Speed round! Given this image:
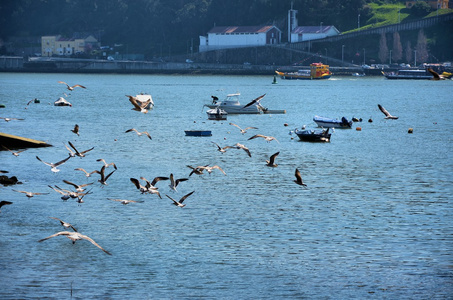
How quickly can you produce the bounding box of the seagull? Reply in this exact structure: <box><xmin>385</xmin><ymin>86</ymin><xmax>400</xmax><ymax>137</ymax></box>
<box><xmin>248</xmin><ymin>134</ymin><xmax>279</xmax><ymax>143</ymax></box>
<box><xmin>166</xmin><ymin>191</ymin><xmax>195</xmax><ymax>208</ymax></box>
<box><xmin>107</xmin><ymin>198</ymin><xmax>143</xmax><ymax>205</ymax></box>
<box><xmin>93</xmin><ymin>166</ymin><xmax>116</xmax><ymax>186</ymax></box>
<box><xmin>427</xmin><ymin>68</ymin><xmax>447</xmax><ymax>80</ymax></box>
<box><xmin>49</xmin><ymin>217</ymin><xmax>78</xmax><ymax>232</ymax></box>
<box><xmin>229</xmin><ymin>122</ymin><xmax>258</xmax><ymax>134</ymax></box>
<box><xmin>48</xmin><ymin>185</ymin><xmax>71</xmax><ymax>200</ymax></box>
<box><xmin>71</xmin><ymin>124</ymin><xmax>80</xmax><ymax>136</ymax></box>
<box><xmin>64</xmin><ymin>143</ymin><xmax>77</xmax><ymax>157</ymax></box>
<box><xmin>63</xmin><ymin>180</ymin><xmax>93</xmax><ymax>192</ymax></box>
<box><xmin>96</xmin><ymin>158</ymin><xmax>117</xmax><ymax>170</ymax></box>
<box><xmin>230</xmin><ymin>143</ymin><xmax>252</xmax><ymax>157</ymax></box>
<box><xmin>130</xmin><ymin>177</ymin><xmax>151</xmax><ymax>194</ymax></box>
<box><xmin>36</xmin><ymin>155</ymin><xmax>71</xmax><ymax>172</ymax></box>
<box><xmin>187</xmin><ymin>165</ymin><xmax>208</xmax><ymax>176</ymax></box>
<box><xmin>169</xmin><ymin>173</ymin><xmax>188</xmax><ymax>191</ymax></box>
<box><xmin>125</xmin><ymin>128</ymin><xmax>152</xmax><ymax>139</ymax></box>
<box><xmin>266</xmin><ymin>152</ymin><xmax>280</xmax><ymax>167</ymax></box>
<box><xmin>2</xmin><ymin>145</ymin><xmax>26</xmax><ymax>157</ymax></box>
<box><xmin>211</xmin><ymin>141</ymin><xmax>231</xmax><ymax>154</ymax></box>
<box><xmin>0</xmin><ymin>117</ymin><xmax>24</xmax><ymax>122</ymax></box>
<box><xmin>378</xmin><ymin>104</ymin><xmax>398</xmax><ymax>119</ymax></box>
<box><xmin>294</xmin><ymin>168</ymin><xmax>307</xmax><ymax>187</ymax></box>
<box><xmin>53</xmin><ymin>185</ymin><xmax>92</xmax><ymax>199</ymax></box>
<box><xmin>243</xmin><ymin>94</ymin><xmax>266</xmax><ymax>109</ymax></box>
<box><xmin>13</xmin><ymin>189</ymin><xmax>49</xmax><ymax>198</ymax></box>
<box><xmin>38</xmin><ymin>231</ymin><xmax>111</xmax><ymax>255</ymax></box>
<box><xmin>126</xmin><ymin>95</ymin><xmax>151</xmax><ymax>113</ymax></box>
<box><xmin>74</xmin><ymin>168</ymin><xmax>97</xmax><ymax>177</ymax></box>
<box><xmin>68</xmin><ymin>141</ymin><xmax>94</xmax><ymax>158</ymax></box>
<box><xmin>0</xmin><ymin>201</ymin><xmax>13</xmax><ymax>212</ymax></box>
<box><xmin>197</xmin><ymin>165</ymin><xmax>226</xmax><ymax>175</ymax></box>
<box><xmin>58</xmin><ymin>81</ymin><xmax>86</xmax><ymax>91</ymax></box>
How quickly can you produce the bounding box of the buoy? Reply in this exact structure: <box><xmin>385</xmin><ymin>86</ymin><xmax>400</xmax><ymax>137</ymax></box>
<box><xmin>272</xmin><ymin>75</ymin><xmax>277</xmax><ymax>84</ymax></box>
<box><xmin>368</xmin><ymin>118</ymin><xmax>373</xmax><ymax>123</ymax></box>
<box><xmin>284</xmin><ymin>123</ymin><xmax>288</xmax><ymax>127</ymax></box>
<box><xmin>0</xmin><ymin>104</ymin><xmax>5</xmax><ymax>108</ymax></box>
<box><xmin>408</xmin><ymin>128</ymin><xmax>413</xmax><ymax>133</ymax></box>
<box><xmin>356</xmin><ymin>127</ymin><xmax>362</xmax><ymax>131</ymax></box>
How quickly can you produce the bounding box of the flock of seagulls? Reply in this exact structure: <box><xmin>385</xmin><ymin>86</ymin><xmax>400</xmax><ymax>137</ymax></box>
<box><xmin>1</xmin><ymin>78</ymin><xmax>409</xmax><ymax>256</ymax></box>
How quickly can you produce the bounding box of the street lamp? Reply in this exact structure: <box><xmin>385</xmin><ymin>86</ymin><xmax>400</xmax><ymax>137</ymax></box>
<box><xmin>363</xmin><ymin>48</ymin><xmax>365</xmax><ymax>65</ymax></box>
<box><xmin>342</xmin><ymin>45</ymin><xmax>345</xmax><ymax>65</ymax></box>
<box><xmin>414</xmin><ymin>50</ymin><xmax>417</xmax><ymax>66</ymax></box>
<box><xmin>358</xmin><ymin>13</ymin><xmax>360</xmax><ymax>30</ymax></box>
<box><xmin>389</xmin><ymin>50</ymin><xmax>392</xmax><ymax>65</ymax></box>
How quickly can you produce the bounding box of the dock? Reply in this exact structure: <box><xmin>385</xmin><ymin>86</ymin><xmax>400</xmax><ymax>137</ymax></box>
<box><xmin>0</xmin><ymin>132</ymin><xmax>52</xmax><ymax>149</ymax></box>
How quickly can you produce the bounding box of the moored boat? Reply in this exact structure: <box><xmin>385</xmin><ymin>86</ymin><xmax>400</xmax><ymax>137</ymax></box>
<box><xmin>204</xmin><ymin>93</ymin><xmax>285</xmax><ymax>115</ymax></box>
<box><xmin>313</xmin><ymin>115</ymin><xmax>352</xmax><ymax>129</ymax></box>
<box><xmin>382</xmin><ymin>69</ymin><xmax>433</xmax><ymax>80</ymax></box>
<box><xmin>185</xmin><ymin>130</ymin><xmax>212</xmax><ymax>137</ymax></box>
<box><xmin>206</xmin><ymin>107</ymin><xmax>227</xmax><ymax>120</ymax></box>
<box><xmin>275</xmin><ymin>62</ymin><xmax>332</xmax><ymax>80</ymax></box>
<box><xmin>295</xmin><ymin>128</ymin><xmax>331</xmax><ymax>142</ymax></box>
<box><xmin>54</xmin><ymin>97</ymin><xmax>72</xmax><ymax>106</ymax></box>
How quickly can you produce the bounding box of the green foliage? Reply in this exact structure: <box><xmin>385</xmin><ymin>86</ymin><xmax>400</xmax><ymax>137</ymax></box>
<box><xmin>411</xmin><ymin>2</ymin><xmax>432</xmax><ymax>17</ymax></box>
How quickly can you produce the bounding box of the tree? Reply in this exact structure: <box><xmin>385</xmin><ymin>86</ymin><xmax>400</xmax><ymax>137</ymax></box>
<box><xmin>411</xmin><ymin>1</ymin><xmax>432</xmax><ymax>17</ymax></box>
<box><xmin>405</xmin><ymin>41</ymin><xmax>412</xmax><ymax>65</ymax></box>
<box><xmin>378</xmin><ymin>32</ymin><xmax>388</xmax><ymax>64</ymax></box>
<box><xmin>392</xmin><ymin>32</ymin><xmax>402</xmax><ymax>63</ymax></box>
<box><xmin>416</xmin><ymin>29</ymin><xmax>429</xmax><ymax>64</ymax></box>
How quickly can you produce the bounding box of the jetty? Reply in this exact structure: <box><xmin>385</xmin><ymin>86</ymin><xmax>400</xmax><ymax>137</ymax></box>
<box><xmin>0</xmin><ymin>132</ymin><xmax>52</xmax><ymax>148</ymax></box>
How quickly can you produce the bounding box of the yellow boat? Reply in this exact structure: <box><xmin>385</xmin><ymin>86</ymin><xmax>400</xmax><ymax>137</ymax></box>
<box><xmin>276</xmin><ymin>62</ymin><xmax>332</xmax><ymax>80</ymax></box>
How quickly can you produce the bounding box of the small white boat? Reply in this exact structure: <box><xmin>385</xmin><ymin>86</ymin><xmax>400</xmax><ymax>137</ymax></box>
<box><xmin>206</xmin><ymin>107</ymin><xmax>227</xmax><ymax>120</ymax></box>
<box><xmin>204</xmin><ymin>93</ymin><xmax>285</xmax><ymax>115</ymax></box>
<box><xmin>54</xmin><ymin>97</ymin><xmax>72</xmax><ymax>106</ymax></box>
<box><xmin>135</xmin><ymin>94</ymin><xmax>154</xmax><ymax>110</ymax></box>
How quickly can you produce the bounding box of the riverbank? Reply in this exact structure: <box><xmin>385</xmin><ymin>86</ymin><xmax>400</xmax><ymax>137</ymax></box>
<box><xmin>1</xmin><ymin>56</ymin><xmax>390</xmax><ymax>76</ymax></box>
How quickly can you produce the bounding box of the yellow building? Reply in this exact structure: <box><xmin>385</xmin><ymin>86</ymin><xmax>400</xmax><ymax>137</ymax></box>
<box><xmin>41</xmin><ymin>34</ymin><xmax>99</xmax><ymax>57</ymax></box>
<box><xmin>406</xmin><ymin>0</ymin><xmax>449</xmax><ymax>9</ymax></box>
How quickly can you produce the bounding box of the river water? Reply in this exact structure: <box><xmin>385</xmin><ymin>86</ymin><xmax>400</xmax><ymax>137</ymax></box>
<box><xmin>0</xmin><ymin>72</ymin><xmax>452</xmax><ymax>299</ymax></box>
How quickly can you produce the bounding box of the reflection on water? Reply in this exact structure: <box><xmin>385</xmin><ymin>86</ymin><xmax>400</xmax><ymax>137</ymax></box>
<box><xmin>1</xmin><ymin>73</ymin><xmax>452</xmax><ymax>299</ymax></box>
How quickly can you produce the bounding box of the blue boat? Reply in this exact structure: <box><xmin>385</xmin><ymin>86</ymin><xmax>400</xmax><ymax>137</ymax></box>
<box><xmin>185</xmin><ymin>130</ymin><xmax>212</xmax><ymax>137</ymax></box>
<box><xmin>313</xmin><ymin>115</ymin><xmax>352</xmax><ymax>129</ymax></box>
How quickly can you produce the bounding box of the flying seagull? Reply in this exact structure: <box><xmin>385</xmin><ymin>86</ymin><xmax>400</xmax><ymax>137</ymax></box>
<box><xmin>166</xmin><ymin>191</ymin><xmax>195</xmax><ymax>208</ymax></box>
<box><xmin>63</xmin><ymin>179</ymin><xmax>93</xmax><ymax>192</ymax></box>
<box><xmin>2</xmin><ymin>145</ymin><xmax>26</xmax><ymax>157</ymax></box>
<box><xmin>0</xmin><ymin>201</ymin><xmax>13</xmax><ymax>212</ymax></box>
<box><xmin>378</xmin><ymin>104</ymin><xmax>398</xmax><ymax>119</ymax></box>
<box><xmin>48</xmin><ymin>185</ymin><xmax>71</xmax><ymax>201</ymax></box>
<box><xmin>229</xmin><ymin>122</ymin><xmax>258</xmax><ymax>134</ymax></box>
<box><xmin>126</xmin><ymin>95</ymin><xmax>151</xmax><ymax>113</ymax></box>
<box><xmin>36</xmin><ymin>155</ymin><xmax>71</xmax><ymax>173</ymax></box>
<box><xmin>243</xmin><ymin>94</ymin><xmax>266</xmax><ymax>109</ymax></box>
<box><xmin>71</xmin><ymin>124</ymin><xmax>80</xmax><ymax>136</ymax></box>
<box><xmin>211</xmin><ymin>141</ymin><xmax>231</xmax><ymax>154</ymax></box>
<box><xmin>230</xmin><ymin>143</ymin><xmax>252</xmax><ymax>157</ymax></box>
<box><xmin>248</xmin><ymin>134</ymin><xmax>279</xmax><ymax>143</ymax></box>
<box><xmin>125</xmin><ymin>128</ymin><xmax>152</xmax><ymax>140</ymax></box>
<box><xmin>13</xmin><ymin>189</ymin><xmax>49</xmax><ymax>198</ymax></box>
<box><xmin>49</xmin><ymin>217</ymin><xmax>78</xmax><ymax>232</ymax></box>
<box><xmin>58</xmin><ymin>81</ymin><xmax>86</xmax><ymax>91</ymax></box>
<box><xmin>294</xmin><ymin>168</ymin><xmax>307</xmax><ymax>187</ymax></box>
<box><xmin>74</xmin><ymin>168</ymin><xmax>97</xmax><ymax>177</ymax></box>
<box><xmin>427</xmin><ymin>68</ymin><xmax>447</xmax><ymax>80</ymax></box>
<box><xmin>93</xmin><ymin>166</ymin><xmax>116</xmax><ymax>186</ymax></box>
<box><xmin>197</xmin><ymin>165</ymin><xmax>226</xmax><ymax>175</ymax></box>
<box><xmin>169</xmin><ymin>173</ymin><xmax>188</xmax><ymax>191</ymax></box>
<box><xmin>38</xmin><ymin>231</ymin><xmax>111</xmax><ymax>255</ymax></box>
<box><xmin>266</xmin><ymin>152</ymin><xmax>280</xmax><ymax>167</ymax></box>
<box><xmin>108</xmin><ymin>198</ymin><xmax>143</xmax><ymax>205</ymax></box>
<box><xmin>96</xmin><ymin>158</ymin><xmax>117</xmax><ymax>170</ymax></box>
<box><xmin>68</xmin><ymin>141</ymin><xmax>94</xmax><ymax>158</ymax></box>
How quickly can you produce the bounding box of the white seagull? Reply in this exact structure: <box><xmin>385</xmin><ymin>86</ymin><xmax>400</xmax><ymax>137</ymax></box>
<box><xmin>166</xmin><ymin>191</ymin><xmax>195</xmax><ymax>208</ymax></box>
<box><xmin>49</xmin><ymin>217</ymin><xmax>78</xmax><ymax>232</ymax></box>
<box><xmin>36</xmin><ymin>155</ymin><xmax>71</xmax><ymax>173</ymax></box>
<box><xmin>378</xmin><ymin>104</ymin><xmax>398</xmax><ymax>120</ymax></box>
<box><xmin>58</xmin><ymin>81</ymin><xmax>86</xmax><ymax>91</ymax></box>
<box><xmin>125</xmin><ymin>128</ymin><xmax>152</xmax><ymax>139</ymax></box>
<box><xmin>229</xmin><ymin>122</ymin><xmax>258</xmax><ymax>134</ymax></box>
<box><xmin>169</xmin><ymin>173</ymin><xmax>189</xmax><ymax>191</ymax></box>
<box><xmin>38</xmin><ymin>231</ymin><xmax>111</xmax><ymax>255</ymax></box>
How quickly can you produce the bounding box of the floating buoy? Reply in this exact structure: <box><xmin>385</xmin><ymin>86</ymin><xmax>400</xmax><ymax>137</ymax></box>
<box><xmin>356</xmin><ymin>127</ymin><xmax>362</xmax><ymax>131</ymax></box>
<box><xmin>284</xmin><ymin>123</ymin><xmax>288</xmax><ymax>127</ymax></box>
<box><xmin>408</xmin><ymin>128</ymin><xmax>413</xmax><ymax>133</ymax></box>
<box><xmin>272</xmin><ymin>75</ymin><xmax>277</xmax><ymax>84</ymax></box>
<box><xmin>368</xmin><ymin>118</ymin><xmax>373</xmax><ymax>123</ymax></box>
<box><xmin>0</xmin><ymin>104</ymin><xmax>5</xmax><ymax>108</ymax></box>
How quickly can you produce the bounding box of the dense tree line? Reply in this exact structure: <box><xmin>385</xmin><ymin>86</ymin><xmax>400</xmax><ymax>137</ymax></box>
<box><xmin>1</xmin><ymin>0</ymin><xmax>403</xmax><ymax>57</ymax></box>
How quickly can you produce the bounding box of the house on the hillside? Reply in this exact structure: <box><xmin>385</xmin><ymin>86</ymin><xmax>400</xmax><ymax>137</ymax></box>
<box><xmin>41</xmin><ymin>34</ymin><xmax>99</xmax><ymax>57</ymax></box>
<box><xmin>199</xmin><ymin>25</ymin><xmax>282</xmax><ymax>52</ymax></box>
<box><xmin>290</xmin><ymin>25</ymin><xmax>340</xmax><ymax>43</ymax></box>
<box><xmin>406</xmin><ymin>0</ymin><xmax>449</xmax><ymax>9</ymax></box>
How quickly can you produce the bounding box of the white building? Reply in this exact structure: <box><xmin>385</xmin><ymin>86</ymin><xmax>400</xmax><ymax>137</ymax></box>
<box><xmin>290</xmin><ymin>25</ymin><xmax>340</xmax><ymax>43</ymax></box>
<box><xmin>199</xmin><ymin>25</ymin><xmax>282</xmax><ymax>52</ymax></box>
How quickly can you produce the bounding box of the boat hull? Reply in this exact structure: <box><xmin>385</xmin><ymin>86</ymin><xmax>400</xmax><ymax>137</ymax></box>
<box><xmin>184</xmin><ymin>130</ymin><xmax>212</xmax><ymax>137</ymax></box>
<box><xmin>207</xmin><ymin>108</ymin><xmax>227</xmax><ymax>120</ymax></box>
<box><xmin>313</xmin><ymin>116</ymin><xmax>352</xmax><ymax>129</ymax></box>
<box><xmin>295</xmin><ymin>129</ymin><xmax>331</xmax><ymax>142</ymax></box>
<box><xmin>276</xmin><ymin>71</ymin><xmax>331</xmax><ymax>80</ymax></box>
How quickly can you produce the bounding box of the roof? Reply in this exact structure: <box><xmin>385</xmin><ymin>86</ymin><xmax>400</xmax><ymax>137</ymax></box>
<box><xmin>292</xmin><ymin>25</ymin><xmax>338</xmax><ymax>34</ymax></box>
<box><xmin>208</xmin><ymin>26</ymin><xmax>280</xmax><ymax>34</ymax></box>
